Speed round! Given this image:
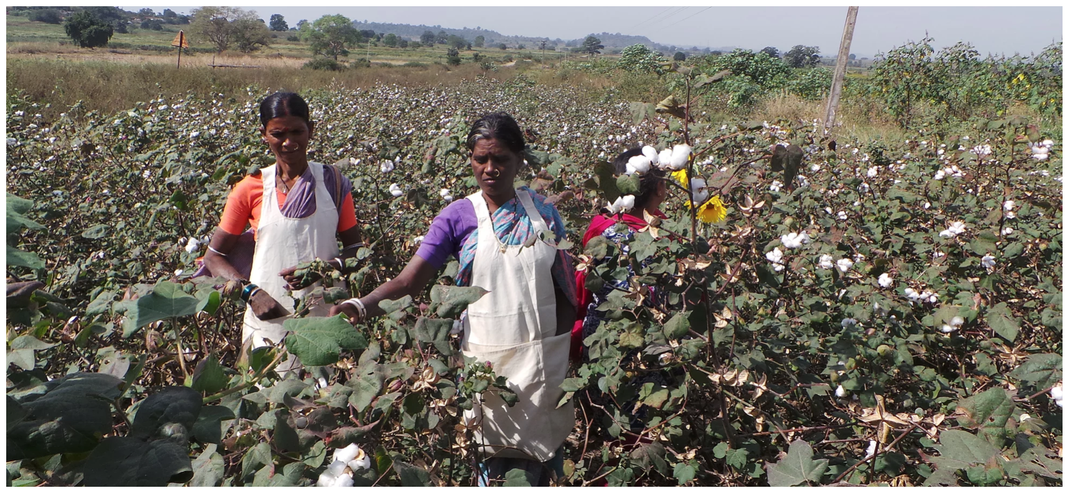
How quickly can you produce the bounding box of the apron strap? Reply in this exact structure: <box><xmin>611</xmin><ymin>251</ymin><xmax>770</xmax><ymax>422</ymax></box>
<box><xmin>515</xmin><ymin>190</ymin><xmax>550</xmax><ymax>237</ymax></box>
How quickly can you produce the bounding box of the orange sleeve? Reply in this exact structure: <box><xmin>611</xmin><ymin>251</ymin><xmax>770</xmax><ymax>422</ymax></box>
<box><xmin>218</xmin><ymin>175</ymin><xmax>263</xmax><ymax>235</ymax></box>
<box><xmin>337</xmin><ymin>192</ymin><xmax>358</xmax><ymax>232</ymax></box>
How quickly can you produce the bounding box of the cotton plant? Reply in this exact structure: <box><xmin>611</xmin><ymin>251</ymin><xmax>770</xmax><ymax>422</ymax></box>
<box><xmin>380</xmin><ymin>159</ymin><xmax>395</xmax><ymax>173</ymax></box>
<box><xmin>317</xmin><ymin>443</ymin><xmax>373</xmax><ymax>487</ymax></box>
<box><xmin>878</xmin><ymin>273</ymin><xmax>894</xmax><ymax>288</ymax></box>
<box><xmin>389</xmin><ymin>183</ymin><xmax>404</xmax><ymax>197</ymax></box>
<box><xmin>439</xmin><ymin>188</ymin><xmax>453</xmax><ymax>202</ymax></box>
<box><xmin>938</xmin><ymin>221</ymin><xmax>967</xmax><ymax>238</ymax></box>
<box><xmin>904</xmin><ymin>287</ymin><xmax>939</xmax><ymax>305</ymax></box>
<box><xmin>1030</xmin><ymin>139</ymin><xmax>1054</xmax><ymax>160</ymax></box>
<box><xmin>780</xmin><ymin>232</ymin><xmax>810</xmax><ymax>249</ymax></box>
<box><xmin>765</xmin><ymin>247</ymin><xmax>785</xmax><ymax>272</ymax></box>
<box><xmin>940</xmin><ymin>316</ymin><xmax>964</xmax><ymax>334</ymax></box>
<box><xmin>606</xmin><ymin>194</ymin><xmax>635</xmax><ymax>214</ymax></box>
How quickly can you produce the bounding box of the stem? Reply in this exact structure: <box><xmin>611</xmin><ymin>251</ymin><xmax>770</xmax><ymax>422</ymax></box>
<box><xmin>201</xmin><ymin>349</ymin><xmax>287</xmax><ymax>403</ymax></box>
<box><xmin>173</xmin><ymin>319</ymin><xmax>190</xmax><ymax>381</ymax></box>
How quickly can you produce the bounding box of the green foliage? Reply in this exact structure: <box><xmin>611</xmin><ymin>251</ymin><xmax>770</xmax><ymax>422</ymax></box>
<box><xmin>580</xmin><ymin>35</ymin><xmax>604</xmax><ymax>55</ymax></box>
<box><xmin>617</xmin><ymin>43</ymin><xmax>667</xmax><ymax>74</ymax></box>
<box><xmin>306</xmin><ymin>14</ymin><xmax>361</xmax><ymax>61</ymax></box>
<box><xmin>302</xmin><ymin>57</ymin><xmax>347</xmax><ymax>71</ymax></box>
<box><xmin>29</xmin><ymin>8</ymin><xmax>62</xmax><ymax>24</ymax></box>
<box><xmin>784</xmin><ymin>44</ymin><xmax>821</xmax><ymax>68</ymax></box>
<box><xmin>4</xmin><ymin>65</ymin><xmax>1061</xmax><ymax>486</ymax></box>
<box><xmin>63</xmin><ymin>11</ymin><xmax>114</xmax><ymax>48</ymax></box>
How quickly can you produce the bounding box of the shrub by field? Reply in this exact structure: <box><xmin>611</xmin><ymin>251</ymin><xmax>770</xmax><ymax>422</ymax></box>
<box><xmin>5</xmin><ymin>52</ymin><xmax>1062</xmax><ymax>486</ymax></box>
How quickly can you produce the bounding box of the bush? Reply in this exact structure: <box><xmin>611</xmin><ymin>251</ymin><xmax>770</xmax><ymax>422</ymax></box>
<box><xmin>286</xmin><ymin>34</ymin><xmax>299</xmax><ymax>42</ymax></box>
<box><xmin>63</xmin><ymin>11</ymin><xmax>114</xmax><ymax>48</ymax></box>
<box><xmin>788</xmin><ymin>67</ymin><xmax>833</xmax><ymax>100</ymax></box>
<box><xmin>140</xmin><ymin>19</ymin><xmax>163</xmax><ymax>31</ymax></box>
<box><xmin>617</xmin><ymin>43</ymin><xmax>667</xmax><ymax>74</ymax></box>
<box><xmin>302</xmin><ymin>58</ymin><xmax>346</xmax><ymax>71</ymax></box>
<box><xmin>29</xmin><ymin>9</ymin><xmax>63</xmax><ymax>24</ymax></box>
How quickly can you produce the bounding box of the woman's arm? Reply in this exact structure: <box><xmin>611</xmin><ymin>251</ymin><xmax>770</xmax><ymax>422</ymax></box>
<box><xmin>329</xmin><ymin>255</ymin><xmax>440</xmax><ymax>321</ymax></box>
<box><xmin>203</xmin><ymin>228</ymin><xmax>246</xmax><ymax>282</ymax></box>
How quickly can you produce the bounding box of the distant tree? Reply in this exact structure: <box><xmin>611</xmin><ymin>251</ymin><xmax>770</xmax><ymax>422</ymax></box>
<box><xmin>140</xmin><ymin>19</ymin><xmax>163</xmax><ymax>30</ymax></box>
<box><xmin>383</xmin><ymin>33</ymin><xmax>397</xmax><ymax>47</ymax></box>
<box><xmin>359</xmin><ymin>29</ymin><xmax>376</xmax><ymax>41</ymax></box>
<box><xmin>138</xmin><ymin>8</ymin><xmax>155</xmax><ymax>17</ymax></box>
<box><xmin>579</xmin><ymin>35</ymin><xmax>603</xmax><ymax>55</ymax></box>
<box><xmin>191</xmin><ymin>7</ymin><xmax>259</xmax><ymax>53</ymax></box>
<box><xmin>307</xmin><ymin>14</ymin><xmax>361</xmax><ymax>60</ymax></box>
<box><xmin>269</xmin><ymin>14</ymin><xmax>288</xmax><ymax>31</ymax></box>
<box><xmin>848</xmin><ymin>53</ymin><xmax>856</xmax><ymax>60</ymax></box>
<box><xmin>435</xmin><ymin>30</ymin><xmax>448</xmax><ymax>45</ymax></box>
<box><xmin>29</xmin><ymin>9</ymin><xmax>62</xmax><ymax>24</ymax></box>
<box><xmin>410</xmin><ymin>41</ymin><xmax>421</xmax><ymax>49</ymax></box>
<box><xmin>233</xmin><ymin>17</ymin><xmax>271</xmax><ymax>53</ymax></box>
<box><xmin>85</xmin><ymin>7</ymin><xmax>123</xmax><ymax>24</ymax></box>
<box><xmin>498</xmin><ymin>43</ymin><xmax>507</xmax><ymax>50</ymax></box>
<box><xmin>784</xmin><ymin>44</ymin><xmax>821</xmax><ymax>68</ymax></box>
<box><xmin>398</xmin><ymin>39</ymin><xmax>409</xmax><ymax>48</ymax></box>
<box><xmin>420</xmin><ymin>30</ymin><xmax>435</xmax><ymax>45</ymax></box>
<box><xmin>760</xmin><ymin>46</ymin><xmax>780</xmax><ymax>58</ymax></box>
<box><xmin>673</xmin><ymin>51</ymin><xmax>686</xmax><ymax>61</ymax></box>
<box><xmin>296</xmin><ymin>19</ymin><xmax>307</xmax><ymax>31</ymax></box>
<box><xmin>114</xmin><ymin>19</ymin><xmax>128</xmax><ymax>34</ymax></box>
<box><xmin>473</xmin><ymin>35</ymin><xmax>484</xmax><ymax>48</ymax></box>
<box><xmin>448</xmin><ymin>35</ymin><xmax>467</xmax><ymax>50</ymax></box>
<box><xmin>710</xmin><ymin>50</ymin><xmax>722</xmax><ymax>56</ymax></box>
<box><xmin>517</xmin><ymin>43</ymin><xmax>525</xmax><ymax>50</ymax></box>
<box><xmin>63</xmin><ymin>11</ymin><xmax>113</xmax><ymax>48</ymax></box>
<box><xmin>446</xmin><ymin>47</ymin><xmax>461</xmax><ymax>65</ymax></box>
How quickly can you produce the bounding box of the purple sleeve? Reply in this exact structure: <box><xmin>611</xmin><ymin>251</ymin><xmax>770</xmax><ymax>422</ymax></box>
<box><xmin>415</xmin><ymin>199</ymin><xmax>477</xmax><ymax>268</ymax></box>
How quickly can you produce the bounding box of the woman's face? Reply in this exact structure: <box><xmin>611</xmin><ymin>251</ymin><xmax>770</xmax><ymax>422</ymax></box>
<box><xmin>470</xmin><ymin>137</ymin><xmax>522</xmax><ymax>200</ymax></box>
<box><xmin>261</xmin><ymin>115</ymin><xmax>313</xmax><ymax>165</ymax></box>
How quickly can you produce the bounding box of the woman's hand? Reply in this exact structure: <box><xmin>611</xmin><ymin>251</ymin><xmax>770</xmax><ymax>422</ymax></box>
<box><xmin>330</xmin><ymin>302</ymin><xmax>362</xmax><ymax>323</ymax></box>
<box><xmin>249</xmin><ymin>289</ymin><xmax>290</xmax><ymax>320</ymax></box>
<box><xmin>280</xmin><ymin>264</ymin><xmax>322</xmax><ymax>290</ymax></box>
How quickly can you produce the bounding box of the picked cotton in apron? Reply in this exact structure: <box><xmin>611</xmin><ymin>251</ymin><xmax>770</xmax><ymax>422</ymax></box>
<box><xmin>461</xmin><ymin>189</ymin><xmax>575</xmax><ymax>463</ymax></box>
<box><xmin>243</xmin><ymin>163</ymin><xmax>340</xmax><ymax>372</ymax></box>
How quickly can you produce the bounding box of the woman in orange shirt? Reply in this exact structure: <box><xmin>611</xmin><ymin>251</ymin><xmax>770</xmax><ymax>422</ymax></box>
<box><xmin>203</xmin><ymin>92</ymin><xmax>362</xmax><ymax>371</ymax></box>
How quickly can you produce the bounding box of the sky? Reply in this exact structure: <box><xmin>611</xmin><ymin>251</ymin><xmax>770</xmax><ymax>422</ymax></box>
<box><xmin>122</xmin><ymin>3</ymin><xmax>1062</xmax><ymax>58</ymax></box>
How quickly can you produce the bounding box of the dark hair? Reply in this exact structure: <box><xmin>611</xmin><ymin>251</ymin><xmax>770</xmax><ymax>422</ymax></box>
<box><xmin>612</xmin><ymin>147</ymin><xmax>665</xmax><ymax>208</ymax></box>
<box><xmin>259</xmin><ymin>92</ymin><xmax>311</xmax><ymax>127</ymax></box>
<box><xmin>466</xmin><ymin>112</ymin><xmax>525</xmax><ymax>153</ymax></box>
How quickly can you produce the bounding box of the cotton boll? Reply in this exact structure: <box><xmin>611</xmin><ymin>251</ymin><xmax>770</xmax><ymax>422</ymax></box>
<box><xmin>658</xmin><ymin>149</ymin><xmax>673</xmax><ymax>169</ymax></box>
<box><xmin>835</xmin><ymin>385</ymin><xmax>846</xmax><ymax>398</ymax></box>
<box><xmin>781</xmin><ymin>232</ymin><xmax>810</xmax><ymax>249</ymax></box>
<box><xmin>690</xmin><ymin>178</ymin><xmax>709</xmax><ymax>204</ymax></box>
<box><xmin>327</xmin><ymin>460</ymin><xmax>348</xmax><ymax>477</ymax></box>
<box><xmin>981</xmin><ymin>254</ymin><xmax>995</xmax><ymax>269</ymax></box>
<box><xmin>626</xmin><ymin>155</ymin><xmax>651</xmax><ymax>174</ymax></box>
<box><xmin>818</xmin><ymin>254</ymin><xmax>834</xmax><ymax>269</ymax></box>
<box><xmin>334</xmin><ymin>444</ymin><xmax>362</xmax><ymax>463</ymax></box>
<box><xmin>184</xmin><ymin>238</ymin><xmax>201</xmax><ymax>254</ymax></box>
<box><xmin>669</xmin><ymin>144</ymin><xmax>691</xmax><ymax>170</ymax></box>
<box><xmin>317</xmin><ymin>471</ymin><xmax>338</xmax><ymax>487</ymax></box>
<box><xmin>865</xmin><ymin>440</ymin><xmax>878</xmax><ymax>459</ymax></box>
<box><xmin>333</xmin><ymin>475</ymin><xmax>354</xmax><ymax>487</ymax></box>
<box><xmin>836</xmin><ymin>258</ymin><xmax>853</xmax><ymax>273</ymax></box>
<box><xmin>389</xmin><ymin>183</ymin><xmax>404</xmax><ymax>197</ymax></box>
<box><xmin>620</xmin><ymin>194</ymin><xmax>635</xmax><ymax>211</ymax></box>
<box><xmin>878</xmin><ymin>273</ymin><xmax>893</xmax><ymax>288</ymax></box>
<box><xmin>642</xmin><ymin>145</ymin><xmax>659</xmax><ymax>165</ymax></box>
<box><xmin>841</xmin><ymin>318</ymin><xmax>857</xmax><ymax>328</ymax></box>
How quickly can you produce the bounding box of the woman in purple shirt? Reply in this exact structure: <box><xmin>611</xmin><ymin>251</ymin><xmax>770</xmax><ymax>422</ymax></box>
<box><xmin>331</xmin><ymin>112</ymin><xmax>576</xmax><ymax>485</ymax></box>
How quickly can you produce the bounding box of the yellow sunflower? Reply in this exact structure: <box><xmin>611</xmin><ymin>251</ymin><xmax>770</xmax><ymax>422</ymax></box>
<box><xmin>696</xmin><ymin>195</ymin><xmax>727</xmax><ymax>223</ymax></box>
<box><xmin>671</xmin><ymin>168</ymin><xmax>688</xmax><ymax>188</ymax></box>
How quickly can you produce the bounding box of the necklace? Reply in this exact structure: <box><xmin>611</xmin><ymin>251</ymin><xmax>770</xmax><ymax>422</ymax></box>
<box><xmin>277</xmin><ymin>175</ymin><xmax>294</xmax><ymax>193</ymax></box>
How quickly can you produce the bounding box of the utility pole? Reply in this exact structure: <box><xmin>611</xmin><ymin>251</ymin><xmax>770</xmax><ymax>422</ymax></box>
<box><xmin>824</xmin><ymin>6</ymin><xmax>858</xmax><ymax>130</ymax></box>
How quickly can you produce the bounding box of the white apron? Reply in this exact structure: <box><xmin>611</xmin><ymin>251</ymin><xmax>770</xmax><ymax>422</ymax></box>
<box><xmin>242</xmin><ymin>162</ymin><xmax>339</xmax><ymax>371</ymax></box>
<box><xmin>461</xmin><ymin>189</ymin><xmax>575</xmax><ymax>462</ymax></box>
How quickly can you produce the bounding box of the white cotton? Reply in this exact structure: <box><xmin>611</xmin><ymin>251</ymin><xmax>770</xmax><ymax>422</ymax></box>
<box><xmin>327</xmin><ymin>460</ymin><xmax>348</xmax><ymax>477</ymax></box>
<box><xmin>413</xmin><ymin>235</ymin><xmax>424</xmax><ymax>245</ymax></box>
<box><xmin>380</xmin><ymin>160</ymin><xmax>395</xmax><ymax>173</ymax></box>
<box><xmin>317</xmin><ymin>471</ymin><xmax>338</xmax><ymax>487</ymax></box>
<box><xmin>837</xmin><ymin>211</ymin><xmax>848</xmax><ymax>220</ymax></box>
<box><xmin>626</xmin><ymin>155</ymin><xmax>651</xmax><ymax>175</ymax></box>
<box><xmin>389</xmin><ymin>183</ymin><xmax>404</xmax><ymax>197</ymax></box>
<box><xmin>658</xmin><ymin>149</ymin><xmax>674</xmax><ymax>169</ymax></box>
<box><xmin>948</xmin><ymin>221</ymin><xmax>966</xmax><ymax>235</ymax></box>
<box><xmin>1003</xmin><ymin>200</ymin><xmax>1015</xmax><ymax>211</ymax></box>
<box><xmin>938</xmin><ymin>229</ymin><xmax>956</xmax><ymax>238</ymax></box>
<box><xmin>765</xmin><ymin>247</ymin><xmax>785</xmax><ymax>272</ymax></box>
<box><xmin>836</xmin><ymin>258</ymin><xmax>853</xmax><ymax>273</ymax></box>
<box><xmin>1002</xmin><ymin>227</ymin><xmax>1014</xmax><ymax>235</ymax></box>
<box><xmin>1020</xmin><ymin>413</ymin><xmax>1031</xmax><ymax>422</ymax></box>
<box><xmin>333</xmin><ymin>474</ymin><xmax>354</xmax><ymax>487</ymax></box>
<box><xmin>949</xmin><ymin>316</ymin><xmax>964</xmax><ymax>327</ymax></box>
<box><xmin>933</xmin><ymin>170</ymin><xmax>946</xmax><ymax>180</ymax></box>
<box><xmin>642</xmin><ymin>145</ymin><xmax>659</xmax><ymax>165</ymax></box>
<box><xmin>867</xmin><ymin>166</ymin><xmax>878</xmax><ymax>178</ymax></box>
<box><xmin>334</xmin><ymin>444</ymin><xmax>362</xmax><ymax>463</ymax></box>
<box><xmin>439</xmin><ymin>188</ymin><xmax>450</xmax><ymax>198</ymax></box>
<box><xmin>769</xmin><ymin>180</ymin><xmax>783</xmax><ymax>192</ymax></box>
<box><xmin>668</xmin><ymin>144</ymin><xmax>691</xmax><ymax>170</ymax></box>
<box><xmin>878</xmin><ymin>273</ymin><xmax>893</xmax><ymax>288</ymax></box>
<box><xmin>348</xmin><ymin>454</ymin><xmax>372</xmax><ymax>472</ymax></box>
<box><xmin>864</xmin><ymin>440</ymin><xmax>878</xmax><ymax>459</ymax></box>
<box><xmin>841</xmin><ymin>318</ymin><xmax>858</xmax><ymax>328</ymax></box>
<box><xmin>690</xmin><ymin>178</ymin><xmax>709</xmax><ymax>205</ymax></box>
<box><xmin>818</xmin><ymin>254</ymin><xmax>834</xmax><ymax>270</ymax></box>
<box><xmin>184</xmin><ymin>238</ymin><xmax>201</xmax><ymax>254</ymax></box>
<box><xmin>981</xmin><ymin>254</ymin><xmax>995</xmax><ymax>269</ymax></box>
<box><xmin>174</xmin><ymin>269</ymin><xmax>184</xmax><ymax>277</ymax></box>
<box><xmin>1051</xmin><ymin>384</ymin><xmax>1063</xmax><ymax>407</ymax></box>
<box><xmin>835</xmin><ymin>385</ymin><xmax>846</xmax><ymax>398</ymax></box>
<box><xmin>781</xmin><ymin>232</ymin><xmax>810</xmax><ymax>249</ymax></box>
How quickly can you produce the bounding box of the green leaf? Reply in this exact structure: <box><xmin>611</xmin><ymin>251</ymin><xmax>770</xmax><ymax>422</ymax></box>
<box><xmin>192</xmin><ymin>405</ymin><xmax>235</xmax><ymax>444</ymax></box>
<box><xmin>662</xmin><ymin>311</ymin><xmax>691</xmax><ymax>340</ymax></box>
<box><xmin>81</xmin><ymin>223</ymin><xmax>109</xmax><ymax>239</ymax></box>
<box><xmin>503</xmin><ymin>467</ymin><xmax>534</xmax><ymax>486</ymax></box>
<box><xmin>241</xmin><ymin>442</ymin><xmax>272</xmax><ymax>482</ymax></box>
<box><xmin>932</xmin><ymin>430</ymin><xmax>1001</xmax><ymax>467</ymax></box>
<box><xmin>284</xmin><ymin>316</ymin><xmax>368</xmax><ymax>366</ymax></box>
<box><xmin>429</xmin><ymin>285</ymin><xmax>489</xmax><ymax>319</ymax></box>
<box><xmin>190</xmin><ymin>444</ymin><xmax>225</xmax><ymax>486</ymax></box>
<box><xmin>6</xmin><ymin>335</ymin><xmax>55</xmax><ymax>371</ymax></box>
<box><xmin>7</xmin><ymin>244</ymin><xmax>44</xmax><ymax>270</ymax></box>
<box><xmin>393</xmin><ymin>460</ymin><xmax>432</xmax><ymax>486</ymax></box>
<box><xmin>616</xmin><ymin>173</ymin><xmax>641</xmax><ymax>195</ymax></box>
<box><xmin>377</xmin><ymin>295</ymin><xmax>412</xmax><ymax>315</ymax></box>
<box><xmin>1008</xmin><ymin>353</ymin><xmax>1062</xmax><ymax>390</ymax></box>
<box><xmin>195</xmin><ymin>290</ymin><xmax>222</xmax><ymax>316</ymax></box>
<box><xmin>6</xmin><ymin>372</ymin><xmax>123</xmax><ymax>460</ymax></box>
<box><xmin>955</xmin><ymin>387</ymin><xmax>1015</xmax><ymax>442</ymax></box>
<box><xmin>118</xmin><ymin>281</ymin><xmax>200</xmax><ymax>337</ymax></box>
<box><xmin>629</xmin><ymin>442</ymin><xmax>668</xmax><ymax>475</ymax></box>
<box><xmin>129</xmin><ymin>386</ymin><xmax>201</xmax><ymax>441</ymax></box>
<box><xmin>726</xmin><ymin>447</ymin><xmax>750</xmax><ymax>470</ymax></box>
<box><xmin>412</xmin><ymin>317</ymin><xmax>455</xmax><ymax>356</ymax></box>
<box><xmin>619</xmin><ymin>330</ymin><xmax>644</xmax><ymax>349</ymax></box>
<box><xmin>673</xmin><ymin>462</ymin><xmax>697</xmax><ymax>485</ymax></box>
<box><xmin>986</xmin><ymin>302</ymin><xmax>1020</xmax><ymax>343</ymax></box>
<box><xmin>764</xmin><ymin>440</ymin><xmax>829</xmax><ymax>486</ymax></box>
<box><xmin>82</xmin><ymin>437</ymin><xmax>194</xmax><ymax>486</ymax></box>
<box><xmin>347</xmin><ymin>367</ymin><xmax>384</xmax><ymax>413</ymax></box>
<box><xmin>191</xmin><ymin>354</ymin><xmax>228</xmax><ymax>394</ymax></box>
<box><xmin>251</xmin><ymin>462</ymin><xmax>303</xmax><ymax>486</ymax></box>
